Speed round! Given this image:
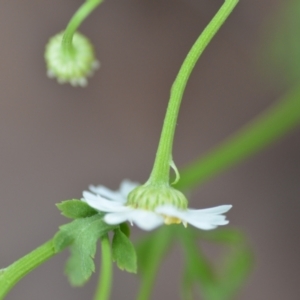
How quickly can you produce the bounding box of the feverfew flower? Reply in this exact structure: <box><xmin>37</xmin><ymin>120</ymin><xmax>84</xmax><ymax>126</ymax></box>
<box><xmin>44</xmin><ymin>31</ymin><xmax>99</xmax><ymax>87</ymax></box>
<box><xmin>82</xmin><ymin>180</ymin><xmax>232</xmax><ymax>231</ymax></box>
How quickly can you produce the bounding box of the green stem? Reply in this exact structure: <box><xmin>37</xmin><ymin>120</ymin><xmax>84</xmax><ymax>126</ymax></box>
<box><xmin>93</xmin><ymin>234</ymin><xmax>112</xmax><ymax>300</ymax></box>
<box><xmin>0</xmin><ymin>239</ymin><xmax>57</xmax><ymax>299</ymax></box>
<box><xmin>136</xmin><ymin>227</ymin><xmax>173</xmax><ymax>300</ymax></box>
<box><xmin>148</xmin><ymin>0</ymin><xmax>239</xmax><ymax>185</ymax></box>
<box><xmin>62</xmin><ymin>0</ymin><xmax>104</xmax><ymax>55</ymax></box>
<box><xmin>175</xmin><ymin>84</ymin><xmax>300</xmax><ymax>190</ymax></box>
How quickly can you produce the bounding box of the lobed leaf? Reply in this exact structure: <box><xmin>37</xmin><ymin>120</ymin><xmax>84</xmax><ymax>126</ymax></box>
<box><xmin>56</xmin><ymin>199</ymin><xmax>98</xmax><ymax>219</ymax></box>
<box><xmin>53</xmin><ymin>214</ymin><xmax>116</xmax><ymax>286</ymax></box>
<box><xmin>112</xmin><ymin>228</ymin><xmax>137</xmax><ymax>273</ymax></box>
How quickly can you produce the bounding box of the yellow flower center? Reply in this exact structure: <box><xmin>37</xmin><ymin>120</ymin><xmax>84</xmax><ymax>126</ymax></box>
<box><xmin>162</xmin><ymin>215</ymin><xmax>187</xmax><ymax>227</ymax></box>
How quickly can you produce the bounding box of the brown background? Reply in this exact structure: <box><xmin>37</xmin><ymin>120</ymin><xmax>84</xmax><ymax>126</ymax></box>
<box><xmin>0</xmin><ymin>0</ymin><xmax>299</xmax><ymax>299</ymax></box>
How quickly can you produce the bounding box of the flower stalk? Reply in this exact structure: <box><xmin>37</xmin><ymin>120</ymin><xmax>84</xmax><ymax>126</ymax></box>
<box><xmin>93</xmin><ymin>235</ymin><xmax>112</xmax><ymax>300</ymax></box>
<box><xmin>0</xmin><ymin>239</ymin><xmax>60</xmax><ymax>299</ymax></box>
<box><xmin>62</xmin><ymin>0</ymin><xmax>104</xmax><ymax>56</ymax></box>
<box><xmin>148</xmin><ymin>0</ymin><xmax>239</xmax><ymax>186</ymax></box>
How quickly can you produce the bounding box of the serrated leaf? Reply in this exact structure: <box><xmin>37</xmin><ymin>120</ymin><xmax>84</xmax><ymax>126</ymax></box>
<box><xmin>53</xmin><ymin>214</ymin><xmax>116</xmax><ymax>286</ymax></box>
<box><xmin>56</xmin><ymin>199</ymin><xmax>98</xmax><ymax>219</ymax></box>
<box><xmin>112</xmin><ymin>228</ymin><xmax>137</xmax><ymax>273</ymax></box>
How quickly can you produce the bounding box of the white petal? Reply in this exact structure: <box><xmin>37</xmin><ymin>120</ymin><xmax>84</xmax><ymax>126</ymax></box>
<box><xmin>89</xmin><ymin>185</ymin><xmax>125</xmax><ymax>203</ymax></box>
<box><xmin>119</xmin><ymin>179</ymin><xmax>140</xmax><ymax>198</ymax></box>
<box><xmin>156</xmin><ymin>204</ymin><xmax>232</xmax><ymax>230</ymax></box>
<box><xmin>82</xmin><ymin>191</ymin><xmax>130</xmax><ymax>213</ymax></box>
<box><xmin>104</xmin><ymin>209</ymin><xmax>164</xmax><ymax>231</ymax></box>
<box><xmin>104</xmin><ymin>210</ymin><xmax>135</xmax><ymax>225</ymax></box>
<box><xmin>129</xmin><ymin>209</ymin><xmax>164</xmax><ymax>231</ymax></box>
<box><xmin>187</xmin><ymin>205</ymin><xmax>232</xmax><ymax>215</ymax></box>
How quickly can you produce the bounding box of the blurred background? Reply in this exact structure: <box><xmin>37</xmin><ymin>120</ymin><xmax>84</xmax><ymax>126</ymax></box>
<box><xmin>0</xmin><ymin>0</ymin><xmax>299</xmax><ymax>299</ymax></box>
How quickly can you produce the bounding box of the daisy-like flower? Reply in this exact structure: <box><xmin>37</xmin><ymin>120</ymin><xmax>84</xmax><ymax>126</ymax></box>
<box><xmin>82</xmin><ymin>180</ymin><xmax>232</xmax><ymax>231</ymax></box>
<box><xmin>44</xmin><ymin>31</ymin><xmax>99</xmax><ymax>87</ymax></box>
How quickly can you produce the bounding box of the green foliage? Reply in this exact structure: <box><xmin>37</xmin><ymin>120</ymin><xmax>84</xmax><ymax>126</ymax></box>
<box><xmin>136</xmin><ymin>226</ymin><xmax>173</xmax><ymax>276</ymax></box>
<box><xmin>135</xmin><ymin>226</ymin><xmax>174</xmax><ymax>300</ymax></box>
<box><xmin>180</xmin><ymin>227</ymin><xmax>253</xmax><ymax>300</ymax></box>
<box><xmin>136</xmin><ymin>226</ymin><xmax>252</xmax><ymax>300</ymax></box>
<box><xmin>53</xmin><ymin>214</ymin><xmax>116</xmax><ymax>286</ymax></box>
<box><xmin>56</xmin><ymin>199</ymin><xmax>98</xmax><ymax>219</ymax></box>
<box><xmin>119</xmin><ymin>222</ymin><xmax>131</xmax><ymax>238</ymax></box>
<box><xmin>112</xmin><ymin>228</ymin><xmax>137</xmax><ymax>273</ymax></box>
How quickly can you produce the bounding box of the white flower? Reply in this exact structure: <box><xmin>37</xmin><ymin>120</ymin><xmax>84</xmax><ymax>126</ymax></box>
<box><xmin>82</xmin><ymin>180</ymin><xmax>232</xmax><ymax>231</ymax></box>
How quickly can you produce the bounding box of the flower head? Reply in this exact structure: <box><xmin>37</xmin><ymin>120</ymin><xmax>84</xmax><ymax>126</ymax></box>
<box><xmin>82</xmin><ymin>180</ymin><xmax>232</xmax><ymax>231</ymax></box>
<box><xmin>44</xmin><ymin>31</ymin><xmax>99</xmax><ymax>87</ymax></box>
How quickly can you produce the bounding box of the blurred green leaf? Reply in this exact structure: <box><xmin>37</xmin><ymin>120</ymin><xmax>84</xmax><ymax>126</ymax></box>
<box><xmin>135</xmin><ymin>226</ymin><xmax>174</xmax><ymax>299</ymax></box>
<box><xmin>53</xmin><ymin>214</ymin><xmax>116</xmax><ymax>286</ymax></box>
<box><xmin>119</xmin><ymin>222</ymin><xmax>131</xmax><ymax>238</ymax></box>
<box><xmin>180</xmin><ymin>229</ymin><xmax>218</xmax><ymax>300</ymax></box>
<box><xmin>112</xmin><ymin>228</ymin><xmax>137</xmax><ymax>273</ymax></box>
<box><xmin>136</xmin><ymin>226</ymin><xmax>173</xmax><ymax>276</ymax></box>
<box><xmin>179</xmin><ymin>227</ymin><xmax>253</xmax><ymax>300</ymax></box>
<box><xmin>218</xmin><ymin>245</ymin><xmax>253</xmax><ymax>299</ymax></box>
<box><xmin>56</xmin><ymin>199</ymin><xmax>98</xmax><ymax>219</ymax></box>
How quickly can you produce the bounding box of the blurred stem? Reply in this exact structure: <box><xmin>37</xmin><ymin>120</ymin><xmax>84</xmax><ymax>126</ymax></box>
<box><xmin>175</xmin><ymin>84</ymin><xmax>300</xmax><ymax>191</ymax></box>
<box><xmin>136</xmin><ymin>227</ymin><xmax>173</xmax><ymax>300</ymax></box>
<box><xmin>93</xmin><ymin>234</ymin><xmax>112</xmax><ymax>300</ymax></box>
<box><xmin>62</xmin><ymin>0</ymin><xmax>103</xmax><ymax>55</ymax></box>
<box><xmin>0</xmin><ymin>239</ymin><xmax>59</xmax><ymax>299</ymax></box>
<box><xmin>148</xmin><ymin>0</ymin><xmax>239</xmax><ymax>185</ymax></box>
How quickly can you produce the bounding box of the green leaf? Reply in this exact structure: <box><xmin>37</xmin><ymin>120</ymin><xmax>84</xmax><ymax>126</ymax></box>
<box><xmin>135</xmin><ymin>226</ymin><xmax>174</xmax><ymax>300</ymax></box>
<box><xmin>180</xmin><ymin>230</ymin><xmax>218</xmax><ymax>300</ymax></box>
<box><xmin>136</xmin><ymin>226</ymin><xmax>173</xmax><ymax>276</ymax></box>
<box><xmin>217</xmin><ymin>245</ymin><xmax>253</xmax><ymax>299</ymax></box>
<box><xmin>181</xmin><ymin>265</ymin><xmax>196</xmax><ymax>300</ymax></box>
<box><xmin>179</xmin><ymin>227</ymin><xmax>253</xmax><ymax>300</ymax></box>
<box><xmin>112</xmin><ymin>228</ymin><xmax>137</xmax><ymax>273</ymax></box>
<box><xmin>56</xmin><ymin>199</ymin><xmax>98</xmax><ymax>219</ymax></box>
<box><xmin>119</xmin><ymin>222</ymin><xmax>131</xmax><ymax>238</ymax></box>
<box><xmin>53</xmin><ymin>214</ymin><xmax>116</xmax><ymax>286</ymax></box>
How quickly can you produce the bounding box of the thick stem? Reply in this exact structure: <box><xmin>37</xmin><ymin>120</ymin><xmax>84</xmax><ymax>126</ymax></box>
<box><xmin>148</xmin><ymin>0</ymin><xmax>239</xmax><ymax>185</ymax></box>
<box><xmin>93</xmin><ymin>234</ymin><xmax>112</xmax><ymax>300</ymax></box>
<box><xmin>62</xmin><ymin>0</ymin><xmax>104</xmax><ymax>55</ymax></box>
<box><xmin>0</xmin><ymin>240</ymin><xmax>57</xmax><ymax>299</ymax></box>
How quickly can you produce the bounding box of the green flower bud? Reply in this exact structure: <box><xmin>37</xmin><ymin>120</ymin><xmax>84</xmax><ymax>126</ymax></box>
<box><xmin>126</xmin><ymin>183</ymin><xmax>188</xmax><ymax>211</ymax></box>
<box><xmin>44</xmin><ymin>31</ymin><xmax>99</xmax><ymax>87</ymax></box>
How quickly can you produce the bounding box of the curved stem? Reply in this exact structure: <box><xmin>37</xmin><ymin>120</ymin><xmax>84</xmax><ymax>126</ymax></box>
<box><xmin>0</xmin><ymin>239</ymin><xmax>58</xmax><ymax>299</ymax></box>
<box><xmin>148</xmin><ymin>0</ymin><xmax>239</xmax><ymax>185</ymax></box>
<box><xmin>93</xmin><ymin>234</ymin><xmax>112</xmax><ymax>300</ymax></box>
<box><xmin>62</xmin><ymin>0</ymin><xmax>104</xmax><ymax>55</ymax></box>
